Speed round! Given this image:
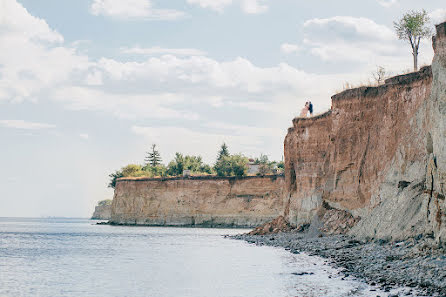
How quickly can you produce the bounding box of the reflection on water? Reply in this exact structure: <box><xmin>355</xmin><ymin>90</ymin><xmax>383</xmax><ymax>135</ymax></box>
<box><xmin>0</xmin><ymin>218</ymin><xmax>399</xmax><ymax>297</ymax></box>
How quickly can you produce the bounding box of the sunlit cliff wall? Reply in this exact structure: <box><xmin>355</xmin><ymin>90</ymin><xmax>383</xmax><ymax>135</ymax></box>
<box><xmin>284</xmin><ymin>22</ymin><xmax>446</xmax><ymax>242</ymax></box>
<box><xmin>110</xmin><ymin>175</ymin><xmax>285</xmax><ymax>228</ymax></box>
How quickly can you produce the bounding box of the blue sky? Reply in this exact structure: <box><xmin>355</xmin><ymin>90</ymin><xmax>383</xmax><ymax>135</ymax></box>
<box><xmin>0</xmin><ymin>0</ymin><xmax>445</xmax><ymax>217</ymax></box>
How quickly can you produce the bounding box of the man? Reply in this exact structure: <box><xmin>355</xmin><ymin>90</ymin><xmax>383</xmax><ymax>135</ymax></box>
<box><xmin>309</xmin><ymin>101</ymin><xmax>313</xmax><ymax>116</ymax></box>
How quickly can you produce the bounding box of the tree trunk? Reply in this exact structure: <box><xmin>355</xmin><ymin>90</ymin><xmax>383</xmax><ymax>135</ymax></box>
<box><xmin>412</xmin><ymin>47</ymin><xmax>418</xmax><ymax>71</ymax></box>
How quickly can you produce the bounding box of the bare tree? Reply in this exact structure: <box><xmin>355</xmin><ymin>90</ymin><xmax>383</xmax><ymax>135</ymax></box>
<box><xmin>372</xmin><ymin>66</ymin><xmax>388</xmax><ymax>85</ymax></box>
<box><xmin>394</xmin><ymin>10</ymin><xmax>432</xmax><ymax>71</ymax></box>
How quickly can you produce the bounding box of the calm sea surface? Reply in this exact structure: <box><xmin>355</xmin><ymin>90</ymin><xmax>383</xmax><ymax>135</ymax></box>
<box><xmin>0</xmin><ymin>218</ymin><xmax>401</xmax><ymax>297</ymax></box>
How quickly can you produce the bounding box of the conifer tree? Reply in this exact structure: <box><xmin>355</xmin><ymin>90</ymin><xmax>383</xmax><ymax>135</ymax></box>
<box><xmin>217</xmin><ymin>143</ymin><xmax>230</xmax><ymax>161</ymax></box>
<box><xmin>145</xmin><ymin>144</ymin><xmax>162</xmax><ymax>167</ymax></box>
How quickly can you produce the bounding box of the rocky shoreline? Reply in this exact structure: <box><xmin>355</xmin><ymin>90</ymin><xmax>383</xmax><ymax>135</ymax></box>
<box><xmin>232</xmin><ymin>232</ymin><xmax>446</xmax><ymax>296</ymax></box>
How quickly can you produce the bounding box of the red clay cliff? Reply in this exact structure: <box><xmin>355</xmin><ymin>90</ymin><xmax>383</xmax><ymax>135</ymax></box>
<box><xmin>283</xmin><ymin>22</ymin><xmax>446</xmax><ymax>243</ymax></box>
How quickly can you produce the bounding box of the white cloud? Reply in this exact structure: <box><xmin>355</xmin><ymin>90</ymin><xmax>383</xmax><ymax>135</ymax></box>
<box><xmin>187</xmin><ymin>0</ymin><xmax>232</xmax><ymax>12</ymax></box>
<box><xmin>0</xmin><ymin>120</ymin><xmax>55</xmax><ymax>130</ymax></box>
<box><xmin>0</xmin><ymin>0</ymin><xmax>91</xmax><ymax>103</ymax></box>
<box><xmin>187</xmin><ymin>0</ymin><xmax>268</xmax><ymax>14</ymax></box>
<box><xmin>0</xmin><ymin>1</ymin><xmax>338</xmax><ymax>128</ymax></box>
<box><xmin>430</xmin><ymin>9</ymin><xmax>446</xmax><ymax>25</ymax></box>
<box><xmin>85</xmin><ymin>70</ymin><xmax>103</xmax><ymax>85</ymax></box>
<box><xmin>302</xmin><ymin>16</ymin><xmax>434</xmax><ymax>71</ymax></box>
<box><xmin>121</xmin><ymin>46</ymin><xmax>206</xmax><ymax>56</ymax></box>
<box><xmin>304</xmin><ymin>16</ymin><xmax>395</xmax><ymax>42</ymax></box>
<box><xmin>280</xmin><ymin>43</ymin><xmax>301</xmax><ymax>54</ymax></box>
<box><xmin>0</xmin><ymin>0</ymin><xmax>370</xmax><ymax>147</ymax></box>
<box><xmin>96</xmin><ymin>55</ymin><xmax>315</xmax><ymax>93</ymax></box>
<box><xmin>240</xmin><ymin>0</ymin><xmax>268</xmax><ymax>14</ymax></box>
<box><xmin>51</xmin><ymin>86</ymin><xmax>199</xmax><ymax>120</ymax></box>
<box><xmin>79</xmin><ymin>133</ymin><xmax>89</xmax><ymax>139</ymax></box>
<box><xmin>377</xmin><ymin>0</ymin><xmax>398</xmax><ymax>8</ymax></box>
<box><xmin>90</xmin><ymin>0</ymin><xmax>184</xmax><ymax>20</ymax></box>
<box><xmin>0</xmin><ymin>1</ymin><xmax>63</xmax><ymax>43</ymax></box>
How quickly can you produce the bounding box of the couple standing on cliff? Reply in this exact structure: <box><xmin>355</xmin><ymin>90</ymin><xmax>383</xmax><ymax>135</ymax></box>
<box><xmin>300</xmin><ymin>101</ymin><xmax>313</xmax><ymax>117</ymax></box>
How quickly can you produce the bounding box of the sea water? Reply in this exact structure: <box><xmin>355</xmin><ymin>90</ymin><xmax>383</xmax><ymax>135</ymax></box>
<box><xmin>0</xmin><ymin>218</ymin><xmax>407</xmax><ymax>297</ymax></box>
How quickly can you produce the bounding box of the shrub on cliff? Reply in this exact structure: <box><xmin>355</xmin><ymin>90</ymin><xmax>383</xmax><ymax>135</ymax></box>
<box><xmin>214</xmin><ymin>154</ymin><xmax>248</xmax><ymax>177</ymax></box>
<box><xmin>108</xmin><ymin>170</ymin><xmax>124</xmax><ymax>188</ymax></box>
<box><xmin>253</xmin><ymin>154</ymin><xmax>282</xmax><ymax>175</ymax></box>
<box><xmin>108</xmin><ymin>164</ymin><xmax>147</xmax><ymax>188</ymax></box>
<box><xmin>121</xmin><ymin>164</ymin><xmax>146</xmax><ymax>177</ymax></box>
<box><xmin>143</xmin><ymin>164</ymin><xmax>167</xmax><ymax>177</ymax></box>
<box><xmin>98</xmin><ymin>199</ymin><xmax>112</xmax><ymax>206</ymax></box>
<box><xmin>167</xmin><ymin>153</ymin><xmax>213</xmax><ymax>176</ymax></box>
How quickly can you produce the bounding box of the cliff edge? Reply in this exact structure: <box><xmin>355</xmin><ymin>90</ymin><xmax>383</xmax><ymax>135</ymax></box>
<box><xmin>283</xmin><ymin>22</ymin><xmax>446</xmax><ymax>243</ymax></box>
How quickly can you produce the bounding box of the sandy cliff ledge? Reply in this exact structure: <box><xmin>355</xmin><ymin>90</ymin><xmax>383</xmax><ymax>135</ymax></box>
<box><xmin>110</xmin><ymin>175</ymin><xmax>285</xmax><ymax>228</ymax></box>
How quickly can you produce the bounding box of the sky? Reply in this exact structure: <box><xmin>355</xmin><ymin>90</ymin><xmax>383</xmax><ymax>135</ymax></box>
<box><xmin>0</xmin><ymin>0</ymin><xmax>445</xmax><ymax>218</ymax></box>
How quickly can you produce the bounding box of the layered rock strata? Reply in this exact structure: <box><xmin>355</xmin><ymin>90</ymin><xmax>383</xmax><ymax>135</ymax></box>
<box><xmin>284</xmin><ymin>22</ymin><xmax>446</xmax><ymax>243</ymax></box>
<box><xmin>110</xmin><ymin>175</ymin><xmax>285</xmax><ymax>228</ymax></box>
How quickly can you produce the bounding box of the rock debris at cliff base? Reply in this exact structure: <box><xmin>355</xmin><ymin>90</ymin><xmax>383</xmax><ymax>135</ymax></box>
<box><xmin>233</xmin><ymin>232</ymin><xmax>446</xmax><ymax>296</ymax></box>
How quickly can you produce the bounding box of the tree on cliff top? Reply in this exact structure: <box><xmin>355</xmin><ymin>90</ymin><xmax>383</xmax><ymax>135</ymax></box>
<box><xmin>217</xmin><ymin>143</ymin><xmax>229</xmax><ymax>161</ymax></box>
<box><xmin>167</xmin><ymin>153</ymin><xmax>212</xmax><ymax>176</ymax></box>
<box><xmin>214</xmin><ymin>154</ymin><xmax>248</xmax><ymax>177</ymax></box>
<box><xmin>108</xmin><ymin>164</ymin><xmax>147</xmax><ymax>188</ymax></box>
<box><xmin>394</xmin><ymin>10</ymin><xmax>432</xmax><ymax>71</ymax></box>
<box><xmin>108</xmin><ymin>170</ymin><xmax>123</xmax><ymax>188</ymax></box>
<box><xmin>145</xmin><ymin>144</ymin><xmax>162</xmax><ymax>167</ymax></box>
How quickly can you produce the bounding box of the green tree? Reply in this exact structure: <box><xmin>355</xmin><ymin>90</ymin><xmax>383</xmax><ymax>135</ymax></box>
<box><xmin>145</xmin><ymin>144</ymin><xmax>162</xmax><ymax>167</ymax></box>
<box><xmin>143</xmin><ymin>164</ymin><xmax>167</xmax><ymax>177</ymax></box>
<box><xmin>167</xmin><ymin>153</ymin><xmax>185</xmax><ymax>176</ymax></box>
<box><xmin>214</xmin><ymin>154</ymin><xmax>248</xmax><ymax>177</ymax></box>
<box><xmin>214</xmin><ymin>156</ymin><xmax>232</xmax><ymax>176</ymax></box>
<box><xmin>121</xmin><ymin>164</ymin><xmax>145</xmax><ymax>177</ymax></box>
<box><xmin>109</xmin><ymin>164</ymin><xmax>147</xmax><ymax>188</ymax></box>
<box><xmin>167</xmin><ymin>153</ymin><xmax>212</xmax><ymax>176</ymax></box>
<box><xmin>394</xmin><ymin>10</ymin><xmax>432</xmax><ymax>71</ymax></box>
<box><xmin>254</xmin><ymin>154</ymin><xmax>269</xmax><ymax>165</ymax></box>
<box><xmin>217</xmin><ymin>143</ymin><xmax>230</xmax><ymax>161</ymax></box>
<box><xmin>231</xmin><ymin>154</ymin><xmax>248</xmax><ymax>176</ymax></box>
<box><xmin>108</xmin><ymin>170</ymin><xmax>124</xmax><ymax>188</ymax></box>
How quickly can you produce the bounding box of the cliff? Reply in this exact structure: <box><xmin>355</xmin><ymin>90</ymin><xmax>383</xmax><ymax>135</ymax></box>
<box><xmin>284</xmin><ymin>22</ymin><xmax>446</xmax><ymax>243</ymax></box>
<box><xmin>110</xmin><ymin>175</ymin><xmax>285</xmax><ymax>228</ymax></box>
<box><xmin>91</xmin><ymin>199</ymin><xmax>112</xmax><ymax>220</ymax></box>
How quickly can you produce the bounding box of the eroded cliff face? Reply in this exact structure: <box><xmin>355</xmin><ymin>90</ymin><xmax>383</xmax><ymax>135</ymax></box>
<box><xmin>110</xmin><ymin>175</ymin><xmax>284</xmax><ymax>228</ymax></box>
<box><xmin>91</xmin><ymin>199</ymin><xmax>112</xmax><ymax>220</ymax></box>
<box><xmin>284</xmin><ymin>22</ymin><xmax>446</xmax><ymax>242</ymax></box>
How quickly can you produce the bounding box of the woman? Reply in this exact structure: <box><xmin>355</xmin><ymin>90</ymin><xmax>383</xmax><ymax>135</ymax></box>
<box><xmin>300</xmin><ymin>102</ymin><xmax>309</xmax><ymax>117</ymax></box>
